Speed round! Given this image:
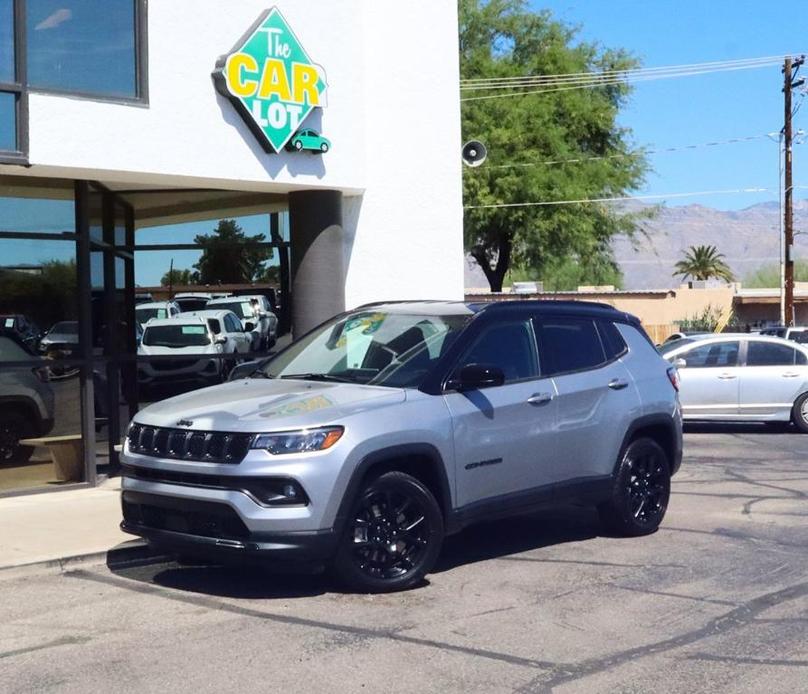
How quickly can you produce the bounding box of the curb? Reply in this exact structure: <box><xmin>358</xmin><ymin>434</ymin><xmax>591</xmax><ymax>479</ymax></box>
<box><xmin>0</xmin><ymin>541</ymin><xmax>173</xmax><ymax>581</ymax></box>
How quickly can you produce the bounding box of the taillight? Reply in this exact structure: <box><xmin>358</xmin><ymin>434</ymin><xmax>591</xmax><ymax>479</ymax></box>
<box><xmin>667</xmin><ymin>366</ymin><xmax>680</xmax><ymax>392</ymax></box>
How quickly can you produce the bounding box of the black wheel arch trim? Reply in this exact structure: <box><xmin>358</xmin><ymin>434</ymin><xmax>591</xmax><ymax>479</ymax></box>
<box><xmin>0</xmin><ymin>396</ymin><xmax>44</xmax><ymax>429</ymax></box>
<box><xmin>617</xmin><ymin>413</ymin><xmax>683</xmax><ymax>477</ymax></box>
<box><xmin>333</xmin><ymin>443</ymin><xmax>454</xmax><ymax>537</ymax></box>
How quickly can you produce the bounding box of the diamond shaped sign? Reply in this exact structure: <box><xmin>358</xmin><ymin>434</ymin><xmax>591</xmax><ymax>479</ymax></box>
<box><xmin>213</xmin><ymin>7</ymin><xmax>328</xmax><ymax>153</ymax></box>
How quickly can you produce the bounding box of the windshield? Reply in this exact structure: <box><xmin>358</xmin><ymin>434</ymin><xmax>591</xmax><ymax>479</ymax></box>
<box><xmin>50</xmin><ymin>322</ymin><xmax>78</xmax><ymax>334</ymax></box>
<box><xmin>262</xmin><ymin>311</ymin><xmax>471</xmax><ymax>387</ymax></box>
<box><xmin>175</xmin><ymin>298</ymin><xmax>209</xmax><ymax>312</ymax></box>
<box><xmin>143</xmin><ymin>324</ymin><xmax>211</xmax><ymax>348</ymax></box>
<box><xmin>136</xmin><ymin>307</ymin><xmax>168</xmax><ymax>323</ymax></box>
<box><xmin>211</xmin><ymin>301</ymin><xmax>255</xmax><ymax>319</ymax></box>
<box><xmin>658</xmin><ymin>337</ymin><xmax>695</xmax><ymax>355</ymax></box>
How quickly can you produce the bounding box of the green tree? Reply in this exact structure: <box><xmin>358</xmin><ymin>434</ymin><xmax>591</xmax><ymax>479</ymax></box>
<box><xmin>673</xmin><ymin>245</ymin><xmax>735</xmax><ymax>282</ymax></box>
<box><xmin>744</xmin><ymin>260</ymin><xmax>808</xmax><ymax>288</ymax></box>
<box><xmin>460</xmin><ymin>0</ymin><xmax>649</xmax><ymax>291</ymax></box>
<box><xmin>193</xmin><ymin>219</ymin><xmax>273</xmax><ymax>284</ymax></box>
<box><xmin>160</xmin><ymin>268</ymin><xmax>195</xmax><ymax>287</ymax></box>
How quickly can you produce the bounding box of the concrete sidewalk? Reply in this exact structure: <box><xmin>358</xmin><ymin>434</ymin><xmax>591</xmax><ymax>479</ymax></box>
<box><xmin>0</xmin><ymin>478</ymin><xmax>150</xmax><ymax>577</ymax></box>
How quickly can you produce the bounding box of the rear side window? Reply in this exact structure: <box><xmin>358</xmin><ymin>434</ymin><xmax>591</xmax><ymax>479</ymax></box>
<box><xmin>598</xmin><ymin>320</ymin><xmax>628</xmax><ymax>360</ymax></box>
<box><xmin>538</xmin><ymin>317</ymin><xmax>607</xmax><ymax>375</ymax></box>
<box><xmin>459</xmin><ymin>319</ymin><xmax>539</xmax><ymax>383</ymax></box>
<box><xmin>747</xmin><ymin>341</ymin><xmax>806</xmax><ymax>366</ymax></box>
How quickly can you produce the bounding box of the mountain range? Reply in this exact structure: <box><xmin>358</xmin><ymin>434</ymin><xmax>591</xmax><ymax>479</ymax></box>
<box><xmin>464</xmin><ymin>199</ymin><xmax>808</xmax><ymax>290</ymax></box>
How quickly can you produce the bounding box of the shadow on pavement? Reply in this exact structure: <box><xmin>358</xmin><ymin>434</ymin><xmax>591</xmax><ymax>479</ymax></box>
<box><xmin>684</xmin><ymin>421</ymin><xmax>795</xmax><ymax>435</ymax></box>
<box><xmin>104</xmin><ymin>506</ymin><xmax>605</xmax><ymax>598</ymax></box>
<box><xmin>435</xmin><ymin>504</ymin><xmax>601</xmax><ymax>573</ymax></box>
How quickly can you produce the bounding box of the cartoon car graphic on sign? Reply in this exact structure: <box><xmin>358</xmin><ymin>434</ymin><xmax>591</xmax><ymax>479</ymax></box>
<box><xmin>286</xmin><ymin>129</ymin><xmax>331</xmax><ymax>153</ymax></box>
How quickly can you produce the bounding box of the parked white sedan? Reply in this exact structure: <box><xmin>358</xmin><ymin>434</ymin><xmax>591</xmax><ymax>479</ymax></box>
<box><xmin>660</xmin><ymin>334</ymin><xmax>808</xmax><ymax>430</ymax></box>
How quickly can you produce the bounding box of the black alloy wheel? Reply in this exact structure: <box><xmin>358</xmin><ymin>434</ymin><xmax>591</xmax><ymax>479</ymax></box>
<box><xmin>333</xmin><ymin>471</ymin><xmax>444</xmax><ymax>592</ymax></box>
<box><xmin>598</xmin><ymin>437</ymin><xmax>670</xmax><ymax>536</ymax></box>
<box><xmin>0</xmin><ymin>412</ymin><xmax>34</xmax><ymax>465</ymax></box>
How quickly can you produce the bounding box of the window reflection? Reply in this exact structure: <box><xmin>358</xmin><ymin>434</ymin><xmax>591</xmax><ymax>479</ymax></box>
<box><xmin>0</xmin><ymin>92</ymin><xmax>16</xmax><ymax>152</ymax></box>
<box><xmin>26</xmin><ymin>0</ymin><xmax>137</xmax><ymax>98</ymax></box>
<box><xmin>0</xmin><ymin>0</ymin><xmax>13</xmax><ymax>83</ymax></box>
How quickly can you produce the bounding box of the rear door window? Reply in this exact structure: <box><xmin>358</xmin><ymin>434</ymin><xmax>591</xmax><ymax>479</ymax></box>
<box><xmin>746</xmin><ymin>341</ymin><xmax>806</xmax><ymax>366</ymax></box>
<box><xmin>537</xmin><ymin>316</ymin><xmax>607</xmax><ymax>375</ymax></box>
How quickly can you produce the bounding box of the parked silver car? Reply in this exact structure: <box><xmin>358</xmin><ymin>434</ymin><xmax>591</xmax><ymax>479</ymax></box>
<box><xmin>0</xmin><ymin>333</ymin><xmax>55</xmax><ymax>463</ymax></box>
<box><xmin>660</xmin><ymin>334</ymin><xmax>808</xmax><ymax>429</ymax></box>
<box><xmin>121</xmin><ymin>301</ymin><xmax>682</xmax><ymax>592</ymax></box>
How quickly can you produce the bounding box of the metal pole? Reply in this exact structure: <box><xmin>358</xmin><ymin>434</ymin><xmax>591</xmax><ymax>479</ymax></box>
<box><xmin>779</xmin><ymin>133</ymin><xmax>785</xmax><ymax>325</ymax></box>
<box><xmin>783</xmin><ymin>57</ymin><xmax>795</xmax><ymax>326</ymax></box>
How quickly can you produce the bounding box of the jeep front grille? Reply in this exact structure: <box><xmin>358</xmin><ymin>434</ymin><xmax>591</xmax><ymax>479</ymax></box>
<box><xmin>127</xmin><ymin>424</ymin><xmax>253</xmax><ymax>464</ymax></box>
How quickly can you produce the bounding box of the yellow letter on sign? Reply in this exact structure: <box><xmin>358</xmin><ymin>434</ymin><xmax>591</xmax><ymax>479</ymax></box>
<box><xmin>258</xmin><ymin>59</ymin><xmax>292</xmax><ymax>101</ymax></box>
<box><xmin>225</xmin><ymin>53</ymin><xmax>259</xmax><ymax>97</ymax></box>
<box><xmin>292</xmin><ymin>63</ymin><xmax>320</xmax><ymax>106</ymax></box>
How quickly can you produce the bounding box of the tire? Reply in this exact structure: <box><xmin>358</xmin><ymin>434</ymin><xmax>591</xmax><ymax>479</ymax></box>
<box><xmin>332</xmin><ymin>471</ymin><xmax>444</xmax><ymax>593</ymax></box>
<box><xmin>598</xmin><ymin>437</ymin><xmax>670</xmax><ymax>537</ymax></box>
<box><xmin>0</xmin><ymin>411</ymin><xmax>36</xmax><ymax>465</ymax></box>
<box><xmin>294</xmin><ymin>141</ymin><xmax>303</xmax><ymax>151</ymax></box>
<box><xmin>320</xmin><ymin>143</ymin><xmax>329</xmax><ymax>153</ymax></box>
<box><xmin>792</xmin><ymin>393</ymin><xmax>808</xmax><ymax>433</ymax></box>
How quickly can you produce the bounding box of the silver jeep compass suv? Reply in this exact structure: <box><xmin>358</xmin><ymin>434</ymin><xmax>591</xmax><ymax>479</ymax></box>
<box><xmin>121</xmin><ymin>301</ymin><xmax>683</xmax><ymax>592</ymax></box>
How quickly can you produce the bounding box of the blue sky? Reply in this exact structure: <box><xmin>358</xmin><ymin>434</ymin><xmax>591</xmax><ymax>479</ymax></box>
<box><xmin>531</xmin><ymin>0</ymin><xmax>808</xmax><ymax>210</ymax></box>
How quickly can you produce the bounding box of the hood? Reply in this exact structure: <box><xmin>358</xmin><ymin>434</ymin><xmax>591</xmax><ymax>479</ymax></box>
<box><xmin>133</xmin><ymin>378</ymin><xmax>406</xmax><ymax>432</ymax></box>
<box><xmin>138</xmin><ymin>344</ymin><xmax>216</xmax><ymax>356</ymax></box>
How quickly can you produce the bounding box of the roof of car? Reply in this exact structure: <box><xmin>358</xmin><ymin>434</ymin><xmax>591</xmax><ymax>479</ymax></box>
<box><xmin>177</xmin><ymin>310</ymin><xmax>235</xmax><ymax>319</ymax></box>
<box><xmin>142</xmin><ymin>317</ymin><xmax>205</xmax><ymax>328</ymax></box>
<box><xmin>135</xmin><ymin>301</ymin><xmax>176</xmax><ymax>310</ymax></box>
<box><xmin>356</xmin><ymin>299</ymin><xmax>627</xmax><ymax>319</ymax></box>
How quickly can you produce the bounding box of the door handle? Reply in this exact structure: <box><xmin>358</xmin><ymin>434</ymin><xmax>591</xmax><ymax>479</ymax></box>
<box><xmin>717</xmin><ymin>373</ymin><xmax>737</xmax><ymax>380</ymax></box>
<box><xmin>782</xmin><ymin>372</ymin><xmax>800</xmax><ymax>378</ymax></box>
<box><xmin>527</xmin><ymin>392</ymin><xmax>553</xmax><ymax>406</ymax></box>
<box><xmin>608</xmin><ymin>379</ymin><xmax>629</xmax><ymax>390</ymax></box>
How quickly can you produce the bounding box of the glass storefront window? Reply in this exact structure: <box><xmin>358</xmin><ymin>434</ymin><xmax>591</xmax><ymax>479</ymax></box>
<box><xmin>0</xmin><ymin>237</ymin><xmax>84</xmax><ymax>492</ymax></box>
<box><xmin>0</xmin><ymin>92</ymin><xmax>16</xmax><ymax>152</ymax></box>
<box><xmin>26</xmin><ymin>0</ymin><xmax>138</xmax><ymax>98</ymax></box>
<box><xmin>0</xmin><ymin>0</ymin><xmax>14</xmax><ymax>83</ymax></box>
<box><xmin>0</xmin><ymin>188</ymin><xmax>74</xmax><ymax>233</ymax></box>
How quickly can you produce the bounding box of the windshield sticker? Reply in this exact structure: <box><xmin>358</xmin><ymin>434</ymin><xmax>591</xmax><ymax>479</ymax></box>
<box><xmin>262</xmin><ymin>395</ymin><xmax>334</xmax><ymax>418</ymax></box>
<box><xmin>337</xmin><ymin>313</ymin><xmax>386</xmax><ymax>347</ymax></box>
<box><xmin>181</xmin><ymin>325</ymin><xmax>207</xmax><ymax>335</ymax></box>
<box><xmin>4</xmin><ymin>318</ymin><xmax>13</xmax><ymax>328</ymax></box>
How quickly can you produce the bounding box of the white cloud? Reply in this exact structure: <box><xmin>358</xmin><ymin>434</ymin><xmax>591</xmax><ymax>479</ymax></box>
<box><xmin>35</xmin><ymin>9</ymin><xmax>72</xmax><ymax>31</ymax></box>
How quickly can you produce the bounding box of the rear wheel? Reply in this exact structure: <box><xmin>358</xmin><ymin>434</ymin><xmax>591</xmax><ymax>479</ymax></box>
<box><xmin>332</xmin><ymin>471</ymin><xmax>443</xmax><ymax>593</ymax></box>
<box><xmin>0</xmin><ymin>411</ymin><xmax>35</xmax><ymax>465</ymax></box>
<box><xmin>791</xmin><ymin>392</ymin><xmax>808</xmax><ymax>433</ymax></box>
<box><xmin>598</xmin><ymin>438</ymin><xmax>670</xmax><ymax>536</ymax></box>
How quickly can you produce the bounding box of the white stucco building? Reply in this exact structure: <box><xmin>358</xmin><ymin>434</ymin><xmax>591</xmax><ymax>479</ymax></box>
<box><xmin>0</xmin><ymin>0</ymin><xmax>463</xmax><ymax>493</ymax></box>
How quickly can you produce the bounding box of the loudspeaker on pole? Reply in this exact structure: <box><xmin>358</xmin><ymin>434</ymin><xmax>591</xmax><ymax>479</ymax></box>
<box><xmin>462</xmin><ymin>140</ymin><xmax>487</xmax><ymax>167</ymax></box>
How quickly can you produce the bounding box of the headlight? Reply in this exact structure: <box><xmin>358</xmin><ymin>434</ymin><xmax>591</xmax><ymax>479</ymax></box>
<box><xmin>252</xmin><ymin>426</ymin><xmax>344</xmax><ymax>455</ymax></box>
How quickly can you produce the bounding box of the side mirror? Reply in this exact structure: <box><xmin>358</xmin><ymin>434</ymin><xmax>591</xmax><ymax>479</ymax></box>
<box><xmin>244</xmin><ymin>322</ymin><xmax>255</xmax><ymax>332</ymax></box>
<box><xmin>674</xmin><ymin>358</ymin><xmax>687</xmax><ymax>369</ymax></box>
<box><xmin>450</xmin><ymin>363</ymin><xmax>505</xmax><ymax>391</ymax></box>
<box><xmin>215</xmin><ymin>335</ymin><xmax>228</xmax><ymax>345</ymax></box>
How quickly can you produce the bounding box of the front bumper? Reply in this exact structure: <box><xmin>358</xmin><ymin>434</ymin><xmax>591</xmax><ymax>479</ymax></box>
<box><xmin>121</xmin><ymin>490</ymin><xmax>339</xmax><ymax>564</ymax></box>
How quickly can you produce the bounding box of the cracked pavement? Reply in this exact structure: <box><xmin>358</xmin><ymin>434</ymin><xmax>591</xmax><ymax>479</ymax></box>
<box><xmin>1</xmin><ymin>422</ymin><xmax>807</xmax><ymax>693</ymax></box>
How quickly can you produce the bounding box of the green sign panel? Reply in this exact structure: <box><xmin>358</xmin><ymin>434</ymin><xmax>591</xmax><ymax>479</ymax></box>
<box><xmin>213</xmin><ymin>7</ymin><xmax>328</xmax><ymax>153</ymax></box>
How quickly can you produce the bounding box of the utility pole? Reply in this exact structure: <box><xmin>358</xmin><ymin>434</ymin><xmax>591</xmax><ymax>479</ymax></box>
<box><xmin>783</xmin><ymin>55</ymin><xmax>806</xmax><ymax>326</ymax></box>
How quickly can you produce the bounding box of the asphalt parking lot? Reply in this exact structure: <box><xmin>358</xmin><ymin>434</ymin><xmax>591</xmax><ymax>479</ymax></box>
<box><xmin>1</xmin><ymin>424</ymin><xmax>807</xmax><ymax>693</ymax></box>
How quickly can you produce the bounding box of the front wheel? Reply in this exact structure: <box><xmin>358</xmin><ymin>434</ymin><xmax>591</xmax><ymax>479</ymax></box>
<box><xmin>332</xmin><ymin>471</ymin><xmax>444</xmax><ymax>593</ymax></box>
<box><xmin>791</xmin><ymin>392</ymin><xmax>808</xmax><ymax>433</ymax></box>
<box><xmin>320</xmin><ymin>143</ymin><xmax>329</xmax><ymax>153</ymax></box>
<box><xmin>0</xmin><ymin>411</ymin><xmax>35</xmax><ymax>464</ymax></box>
<box><xmin>598</xmin><ymin>438</ymin><xmax>670</xmax><ymax>536</ymax></box>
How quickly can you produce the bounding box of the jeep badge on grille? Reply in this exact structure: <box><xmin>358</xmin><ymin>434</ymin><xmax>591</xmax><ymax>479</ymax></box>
<box><xmin>176</xmin><ymin>419</ymin><xmax>194</xmax><ymax>427</ymax></box>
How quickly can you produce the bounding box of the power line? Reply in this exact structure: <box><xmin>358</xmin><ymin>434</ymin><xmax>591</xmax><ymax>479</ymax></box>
<box><xmin>464</xmin><ymin>187</ymin><xmax>773</xmax><ymax>210</ymax></box>
<box><xmin>460</xmin><ymin>55</ymin><xmax>786</xmax><ymax>88</ymax></box>
<box><xmin>460</xmin><ymin>56</ymin><xmax>791</xmax><ymax>102</ymax></box>
<box><xmin>486</xmin><ymin>134</ymin><xmax>771</xmax><ymax>170</ymax></box>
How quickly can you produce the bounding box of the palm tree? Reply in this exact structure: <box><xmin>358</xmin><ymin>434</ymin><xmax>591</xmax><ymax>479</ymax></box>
<box><xmin>673</xmin><ymin>245</ymin><xmax>735</xmax><ymax>282</ymax></box>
